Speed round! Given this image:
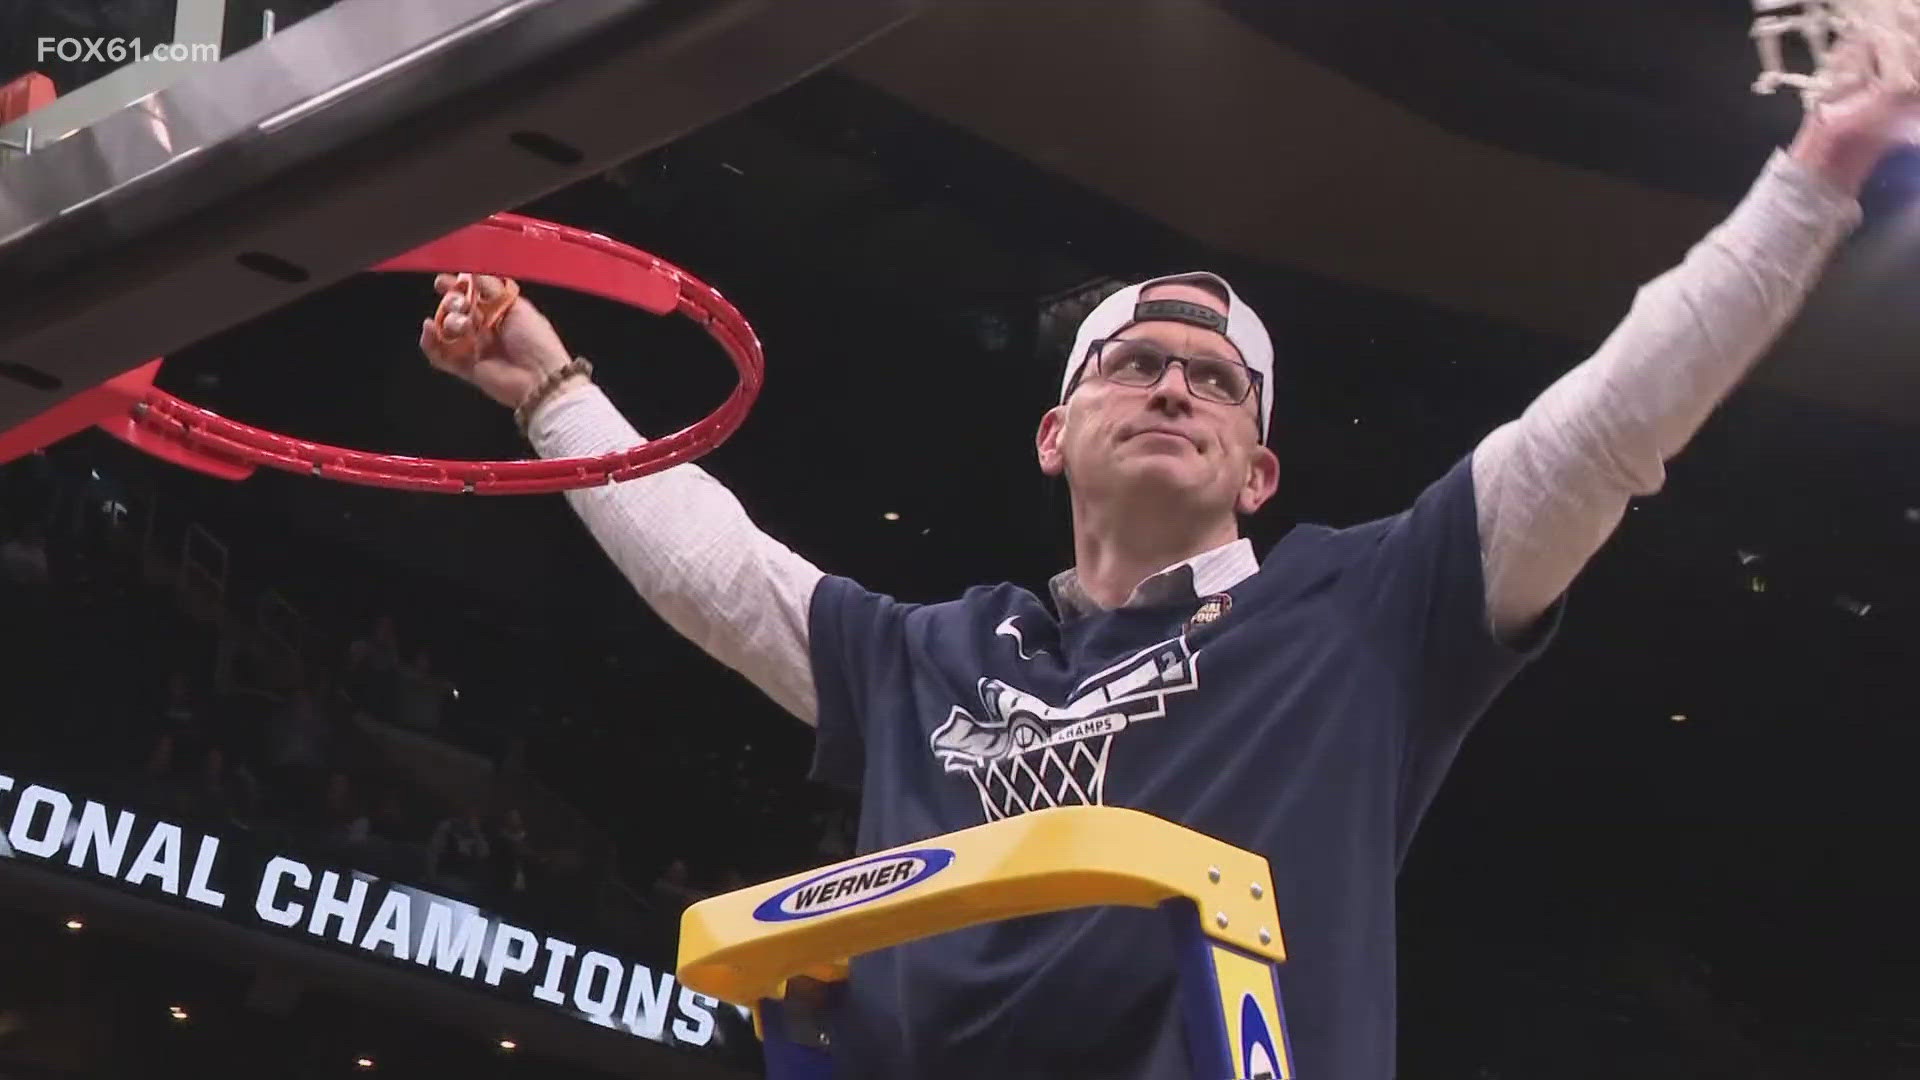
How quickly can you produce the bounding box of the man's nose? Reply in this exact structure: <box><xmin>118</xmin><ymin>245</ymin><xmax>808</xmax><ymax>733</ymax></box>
<box><xmin>1146</xmin><ymin>362</ymin><xmax>1198</xmax><ymax>415</ymax></box>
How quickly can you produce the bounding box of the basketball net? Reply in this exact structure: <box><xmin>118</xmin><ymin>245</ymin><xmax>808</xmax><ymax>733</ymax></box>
<box><xmin>962</xmin><ymin>735</ymin><xmax>1113</xmax><ymax>823</ymax></box>
<box><xmin>1752</xmin><ymin>0</ymin><xmax>1920</xmax><ymax>105</ymax></box>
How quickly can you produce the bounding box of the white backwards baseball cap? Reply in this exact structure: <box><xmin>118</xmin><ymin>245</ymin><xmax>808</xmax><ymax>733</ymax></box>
<box><xmin>1061</xmin><ymin>271</ymin><xmax>1274</xmax><ymax>442</ymax></box>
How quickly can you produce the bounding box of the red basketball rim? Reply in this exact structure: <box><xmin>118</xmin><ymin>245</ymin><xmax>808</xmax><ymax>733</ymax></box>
<box><xmin>116</xmin><ymin>212</ymin><xmax>764</xmax><ymax>495</ymax></box>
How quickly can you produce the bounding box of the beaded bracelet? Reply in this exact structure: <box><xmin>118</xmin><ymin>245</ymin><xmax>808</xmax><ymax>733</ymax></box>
<box><xmin>514</xmin><ymin>357</ymin><xmax>595</xmax><ymax>435</ymax></box>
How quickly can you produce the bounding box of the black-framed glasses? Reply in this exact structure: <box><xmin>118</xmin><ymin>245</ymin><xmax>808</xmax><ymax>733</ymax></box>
<box><xmin>1071</xmin><ymin>338</ymin><xmax>1263</xmax><ymax>408</ymax></box>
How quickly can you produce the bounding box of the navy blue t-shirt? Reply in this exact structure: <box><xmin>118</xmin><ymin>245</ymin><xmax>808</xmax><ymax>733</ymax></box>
<box><xmin>807</xmin><ymin>453</ymin><xmax>1560</xmax><ymax>1079</ymax></box>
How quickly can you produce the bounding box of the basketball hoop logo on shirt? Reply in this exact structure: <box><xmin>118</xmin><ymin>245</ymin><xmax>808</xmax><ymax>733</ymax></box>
<box><xmin>929</xmin><ymin>635</ymin><xmax>1200</xmax><ymax>822</ymax></box>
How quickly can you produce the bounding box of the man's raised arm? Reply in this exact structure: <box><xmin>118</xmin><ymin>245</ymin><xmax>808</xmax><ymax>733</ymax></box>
<box><xmin>1468</xmin><ymin>86</ymin><xmax>1916</xmax><ymax>642</ymax></box>
<box><xmin>419</xmin><ymin>275</ymin><xmax>825</xmax><ymax>725</ymax></box>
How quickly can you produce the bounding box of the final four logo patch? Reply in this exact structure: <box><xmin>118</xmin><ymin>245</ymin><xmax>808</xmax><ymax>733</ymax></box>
<box><xmin>1186</xmin><ymin>593</ymin><xmax>1233</xmax><ymax>636</ymax></box>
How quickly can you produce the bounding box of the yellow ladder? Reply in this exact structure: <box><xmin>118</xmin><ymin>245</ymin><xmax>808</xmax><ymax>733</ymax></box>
<box><xmin>678</xmin><ymin>805</ymin><xmax>1295</xmax><ymax>1079</ymax></box>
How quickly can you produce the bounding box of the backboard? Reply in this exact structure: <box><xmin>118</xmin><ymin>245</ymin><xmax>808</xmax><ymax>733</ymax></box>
<box><xmin>0</xmin><ymin>0</ymin><xmax>920</xmax><ymax>436</ymax></box>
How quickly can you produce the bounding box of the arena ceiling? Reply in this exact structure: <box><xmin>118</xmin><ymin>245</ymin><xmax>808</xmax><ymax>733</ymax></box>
<box><xmin>842</xmin><ymin>0</ymin><xmax>1920</xmax><ymax>427</ymax></box>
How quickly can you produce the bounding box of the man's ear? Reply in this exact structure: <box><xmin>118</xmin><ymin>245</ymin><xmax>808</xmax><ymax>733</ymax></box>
<box><xmin>1036</xmin><ymin>405</ymin><xmax>1069</xmax><ymax>477</ymax></box>
<box><xmin>1237</xmin><ymin>444</ymin><xmax>1280</xmax><ymax>516</ymax></box>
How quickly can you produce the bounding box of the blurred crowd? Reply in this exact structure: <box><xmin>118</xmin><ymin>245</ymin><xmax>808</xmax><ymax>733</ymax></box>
<box><xmin>0</xmin><ymin>447</ymin><xmax>854</xmax><ymax>960</ymax></box>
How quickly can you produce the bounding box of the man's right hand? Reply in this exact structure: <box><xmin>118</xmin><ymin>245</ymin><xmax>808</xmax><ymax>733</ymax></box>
<box><xmin>418</xmin><ymin>273</ymin><xmax>580</xmax><ymax>410</ymax></box>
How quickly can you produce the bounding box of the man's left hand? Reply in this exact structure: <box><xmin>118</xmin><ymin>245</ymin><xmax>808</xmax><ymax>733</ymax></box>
<box><xmin>1789</xmin><ymin>38</ymin><xmax>1920</xmax><ymax>197</ymax></box>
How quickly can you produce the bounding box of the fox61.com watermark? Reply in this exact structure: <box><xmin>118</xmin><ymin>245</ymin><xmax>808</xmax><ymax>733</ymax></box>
<box><xmin>37</xmin><ymin>37</ymin><xmax>220</xmax><ymax>65</ymax></box>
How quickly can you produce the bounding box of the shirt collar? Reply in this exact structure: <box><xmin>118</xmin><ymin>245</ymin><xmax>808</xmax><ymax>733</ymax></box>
<box><xmin>1048</xmin><ymin>537</ymin><xmax>1259</xmax><ymax>620</ymax></box>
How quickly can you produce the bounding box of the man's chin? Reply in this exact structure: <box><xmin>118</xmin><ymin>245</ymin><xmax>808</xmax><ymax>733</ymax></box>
<box><xmin>1106</xmin><ymin>459</ymin><xmax>1210</xmax><ymax>502</ymax></box>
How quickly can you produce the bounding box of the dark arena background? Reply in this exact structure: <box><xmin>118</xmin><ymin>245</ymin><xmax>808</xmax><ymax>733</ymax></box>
<box><xmin>1</xmin><ymin>1</ymin><xmax>1916</xmax><ymax>1077</ymax></box>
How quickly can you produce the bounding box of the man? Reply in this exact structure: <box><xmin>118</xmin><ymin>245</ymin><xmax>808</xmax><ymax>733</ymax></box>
<box><xmin>418</xmin><ymin>75</ymin><xmax>1911</xmax><ymax>1079</ymax></box>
